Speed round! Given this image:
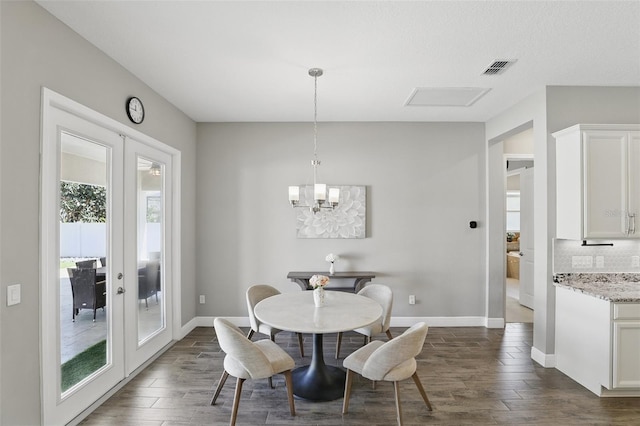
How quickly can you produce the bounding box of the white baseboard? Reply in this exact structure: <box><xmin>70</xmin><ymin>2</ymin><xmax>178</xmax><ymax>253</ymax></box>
<box><xmin>390</xmin><ymin>316</ymin><xmax>489</xmax><ymax>327</ymax></box>
<box><xmin>485</xmin><ymin>317</ymin><xmax>505</xmax><ymax>328</ymax></box>
<box><xmin>187</xmin><ymin>316</ymin><xmax>502</xmax><ymax>333</ymax></box>
<box><xmin>531</xmin><ymin>346</ymin><xmax>556</xmax><ymax>368</ymax></box>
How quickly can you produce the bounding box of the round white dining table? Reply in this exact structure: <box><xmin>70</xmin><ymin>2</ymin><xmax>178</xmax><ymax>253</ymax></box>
<box><xmin>254</xmin><ymin>290</ymin><xmax>382</xmax><ymax>401</ymax></box>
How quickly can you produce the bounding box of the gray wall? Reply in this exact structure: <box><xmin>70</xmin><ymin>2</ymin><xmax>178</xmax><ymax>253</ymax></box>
<box><xmin>486</xmin><ymin>86</ymin><xmax>640</xmax><ymax>361</ymax></box>
<box><xmin>0</xmin><ymin>2</ymin><xmax>197</xmax><ymax>424</ymax></box>
<box><xmin>196</xmin><ymin>122</ymin><xmax>487</xmax><ymax>317</ymax></box>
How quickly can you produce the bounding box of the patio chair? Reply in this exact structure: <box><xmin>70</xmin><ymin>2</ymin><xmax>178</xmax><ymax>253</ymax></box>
<box><xmin>138</xmin><ymin>260</ymin><xmax>159</xmax><ymax>308</ymax></box>
<box><xmin>67</xmin><ymin>267</ymin><xmax>106</xmax><ymax>322</ymax></box>
<box><xmin>75</xmin><ymin>259</ymin><xmax>97</xmax><ymax>269</ymax></box>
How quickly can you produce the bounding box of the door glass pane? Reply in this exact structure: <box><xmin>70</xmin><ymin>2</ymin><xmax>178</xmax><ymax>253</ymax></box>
<box><xmin>137</xmin><ymin>157</ymin><xmax>165</xmax><ymax>343</ymax></box>
<box><xmin>59</xmin><ymin>132</ymin><xmax>109</xmax><ymax>393</ymax></box>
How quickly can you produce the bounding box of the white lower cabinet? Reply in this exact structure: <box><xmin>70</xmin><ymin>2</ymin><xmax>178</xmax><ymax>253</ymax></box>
<box><xmin>612</xmin><ymin>304</ymin><xmax>640</xmax><ymax>389</ymax></box>
<box><xmin>555</xmin><ymin>286</ymin><xmax>640</xmax><ymax>396</ymax></box>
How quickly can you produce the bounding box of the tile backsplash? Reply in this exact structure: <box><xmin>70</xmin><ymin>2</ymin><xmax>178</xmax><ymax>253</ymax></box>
<box><xmin>553</xmin><ymin>239</ymin><xmax>640</xmax><ymax>273</ymax></box>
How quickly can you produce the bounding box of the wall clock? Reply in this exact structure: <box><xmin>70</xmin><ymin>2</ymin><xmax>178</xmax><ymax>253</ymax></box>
<box><xmin>126</xmin><ymin>96</ymin><xmax>144</xmax><ymax>124</ymax></box>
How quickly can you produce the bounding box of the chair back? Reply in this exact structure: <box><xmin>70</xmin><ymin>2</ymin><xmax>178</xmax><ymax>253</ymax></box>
<box><xmin>358</xmin><ymin>284</ymin><xmax>393</xmax><ymax>332</ymax></box>
<box><xmin>146</xmin><ymin>260</ymin><xmax>161</xmax><ymax>292</ymax></box>
<box><xmin>68</xmin><ymin>268</ymin><xmax>97</xmax><ymax>306</ymax></box>
<box><xmin>75</xmin><ymin>259</ymin><xmax>97</xmax><ymax>269</ymax></box>
<box><xmin>99</xmin><ymin>257</ymin><xmax>107</xmax><ymax>267</ymax></box>
<box><xmin>362</xmin><ymin>322</ymin><xmax>428</xmax><ymax>380</ymax></box>
<box><xmin>214</xmin><ymin>317</ymin><xmax>274</xmax><ymax>379</ymax></box>
<box><xmin>246</xmin><ymin>285</ymin><xmax>280</xmax><ymax>332</ymax></box>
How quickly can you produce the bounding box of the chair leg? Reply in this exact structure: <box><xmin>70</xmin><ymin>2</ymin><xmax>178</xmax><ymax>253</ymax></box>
<box><xmin>411</xmin><ymin>372</ymin><xmax>433</xmax><ymax>410</ymax></box>
<box><xmin>283</xmin><ymin>370</ymin><xmax>296</xmax><ymax>416</ymax></box>
<box><xmin>230</xmin><ymin>377</ymin><xmax>245</xmax><ymax>426</ymax></box>
<box><xmin>246</xmin><ymin>329</ymin><xmax>255</xmax><ymax>340</ymax></box>
<box><xmin>386</xmin><ymin>330</ymin><xmax>393</xmax><ymax>340</ymax></box>
<box><xmin>210</xmin><ymin>370</ymin><xmax>229</xmax><ymax>405</ymax></box>
<box><xmin>335</xmin><ymin>332</ymin><xmax>343</xmax><ymax>359</ymax></box>
<box><xmin>297</xmin><ymin>333</ymin><xmax>304</xmax><ymax>357</ymax></box>
<box><xmin>394</xmin><ymin>381</ymin><xmax>403</xmax><ymax>426</ymax></box>
<box><xmin>268</xmin><ymin>377</ymin><xmax>274</xmax><ymax>389</ymax></box>
<box><xmin>342</xmin><ymin>369</ymin><xmax>354</xmax><ymax>414</ymax></box>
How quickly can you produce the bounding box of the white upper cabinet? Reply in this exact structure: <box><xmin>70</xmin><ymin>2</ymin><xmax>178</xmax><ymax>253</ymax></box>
<box><xmin>554</xmin><ymin>124</ymin><xmax>640</xmax><ymax>240</ymax></box>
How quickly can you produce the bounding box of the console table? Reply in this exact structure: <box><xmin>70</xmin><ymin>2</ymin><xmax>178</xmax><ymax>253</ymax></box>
<box><xmin>287</xmin><ymin>271</ymin><xmax>376</xmax><ymax>293</ymax></box>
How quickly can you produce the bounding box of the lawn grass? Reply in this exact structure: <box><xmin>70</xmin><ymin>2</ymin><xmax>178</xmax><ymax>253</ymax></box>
<box><xmin>60</xmin><ymin>259</ymin><xmax>76</xmax><ymax>269</ymax></box>
<box><xmin>61</xmin><ymin>339</ymin><xmax>107</xmax><ymax>392</ymax></box>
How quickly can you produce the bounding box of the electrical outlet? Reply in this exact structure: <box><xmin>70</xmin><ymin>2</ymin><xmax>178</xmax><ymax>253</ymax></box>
<box><xmin>596</xmin><ymin>256</ymin><xmax>605</xmax><ymax>268</ymax></box>
<box><xmin>199</xmin><ymin>295</ymin><xmax>205</xmax><ymax>304</ymax></box>
<box><xmin>632</xmin><ymin>256</ymin><xmax>640</xmax><ymax>268</ymax></box>
<box><xmin>409</xmin><ymin>295</ymin><xmax>416</xmax><ymax>305</ymax></box>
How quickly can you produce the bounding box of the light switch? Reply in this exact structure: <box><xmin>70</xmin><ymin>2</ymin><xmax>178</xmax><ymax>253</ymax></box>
<box><xmin>7</xmin><ymin>284</ymin><xmax>21</xmax><ymax>306</ymax></box>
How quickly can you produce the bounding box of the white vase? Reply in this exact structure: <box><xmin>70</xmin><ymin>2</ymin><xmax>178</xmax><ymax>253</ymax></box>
<box><xmin>329</xmin><ymin>262</ymin><xmax>335</xmax><ymax>275</ymax></box>
<box><xmin>313</xmin><ymin>287</ymin><xmax>325</xmax><ymax>307</ymax></box>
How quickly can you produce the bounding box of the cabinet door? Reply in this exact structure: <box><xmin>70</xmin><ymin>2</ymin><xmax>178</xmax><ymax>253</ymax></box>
<box><xmin>583</xmin><ymin>131</ymin><xmax>628</xmax><ymax>238</ymax></box>
<box><xmin>612</xmin><ymin>320</ymin><xmax>640</xmax><ymax>388</ymax></box>
<box><xmin>628</xmin><ymin>132</ymin><xmax>640</xmax><ymax>236</ymax></box>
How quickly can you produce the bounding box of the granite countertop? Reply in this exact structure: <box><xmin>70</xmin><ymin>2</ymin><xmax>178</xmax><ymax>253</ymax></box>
<box><xmin>553</xmin><ymin>273</ymin><xmax>640</xmax><ymax>303</ymax></box>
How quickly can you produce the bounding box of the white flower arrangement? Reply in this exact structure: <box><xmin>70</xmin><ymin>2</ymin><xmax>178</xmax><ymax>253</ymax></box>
<box><xmin>325</xmin><ymin>253</ymin><xmax>340</xmax><ymax>263</ymax></box>
<box><xmin>309</xmin><ymin>274</ymin><xmax>330</xmax><ymax>289</ymax></box>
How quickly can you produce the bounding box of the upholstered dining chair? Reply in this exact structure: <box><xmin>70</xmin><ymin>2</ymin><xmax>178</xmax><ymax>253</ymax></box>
<box><xmin>342</xmin><ymin>322</ymin><xmax>432</xmax><ymax>426</ymax></box>
<box><xmin>336</xmin><ymin>284</ymin><xmax>393</xmax><ymax>358</ymax></box>
<box><xmin>246</xmin><ymin>285</ymin><xmax>305</xmax><ymax>358</ymax></box>
<box><xmin>211</xmin><ymin>317</ymin><xmax>296</xmax><ymax>426</ymax></box>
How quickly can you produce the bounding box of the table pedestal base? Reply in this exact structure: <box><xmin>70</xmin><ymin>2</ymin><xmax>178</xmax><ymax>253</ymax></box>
<box><xmin>291</xmin><ymin>333</ymin><xmax>346</xmax><ymax>401</ymax></box>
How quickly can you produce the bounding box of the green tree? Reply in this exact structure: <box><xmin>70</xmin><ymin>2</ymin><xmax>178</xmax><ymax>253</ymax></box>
<box><xmin>60</xmin><ymin>182</ymin><xmax>107</xmax><ymax>223</ymax></box>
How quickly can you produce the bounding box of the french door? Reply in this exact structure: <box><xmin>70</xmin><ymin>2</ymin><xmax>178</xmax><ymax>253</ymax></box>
<box><xmin>41</xmin><ymin>89</ymin><xmax>176</xmax><ymax>425</ymax></box>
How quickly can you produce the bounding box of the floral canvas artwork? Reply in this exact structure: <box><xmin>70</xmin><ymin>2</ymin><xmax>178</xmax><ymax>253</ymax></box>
<box><xmin>296</xmin><ymin>185</ymin><xmax>366</xmax><ymax>238</ymax></box>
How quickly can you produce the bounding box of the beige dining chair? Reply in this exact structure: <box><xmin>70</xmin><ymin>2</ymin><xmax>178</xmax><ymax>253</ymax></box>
<box><xmin>342</xmin><ymin>322</ymin><xmax>432</xmax><ymax>426</ymax></box>
<box><xmin>210</xmin><ymin>317</ymin><xmax>296</xmax><ymax>426</ymax></box>
<box><xmin>247</xmin><ymin>285</ymin><xmax>305</xmax><ymax>358</ymax></box>
<box><xmin>335</xmin><ymin>284</ymin><xmax>393</xmax><ymax>358</ymax></box>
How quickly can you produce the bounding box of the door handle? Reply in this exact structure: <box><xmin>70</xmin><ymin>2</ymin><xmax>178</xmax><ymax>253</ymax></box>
<box><xmin>117</xmin><ymin>287</ymin><xmax>126</xmax><ymax>294</ymax></box>
<box><xmin>117</xmin><ymin>272</ymin><xmax>123</xmax><ymax>280</ymax></box>
<box><xmin>519</xmin><ymin>252</ymin><xmax>524</xmax><ymax>257</ymax></box>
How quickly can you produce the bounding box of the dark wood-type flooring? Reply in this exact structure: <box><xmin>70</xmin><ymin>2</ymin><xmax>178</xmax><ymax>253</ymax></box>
<box><xmin>81</xmin><ymin>323</ymin><xmax>640</xmax><ymax>425</ymax></box>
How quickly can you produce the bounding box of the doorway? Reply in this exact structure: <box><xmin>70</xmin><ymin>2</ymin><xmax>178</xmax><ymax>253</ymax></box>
<box><xmin>505</xmin><ymin>161</ymin><xmax>534</xmax><ymax>323</ymax></box>
<box><xmin>503</xmin><ymin>129</ymin><xmax>534</xmax><ymax>323</ymax></box>
<box><xmin>40</xmin><ymin>89</ymin><xmax>179</xmax><ymax>425</ymax></box>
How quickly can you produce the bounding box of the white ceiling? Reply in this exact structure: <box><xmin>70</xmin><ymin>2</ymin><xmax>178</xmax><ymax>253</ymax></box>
<box><xmin>37</xmin><ymin>1</ymin><xmax>640</xmax><ymax>123</ymax></box>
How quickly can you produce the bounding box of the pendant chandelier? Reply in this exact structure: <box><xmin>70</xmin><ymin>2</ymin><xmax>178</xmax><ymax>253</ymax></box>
<box><xmin>288</xmin><ymin>68</ymin><xmax>340</xmax><ymax>213</ymax></box>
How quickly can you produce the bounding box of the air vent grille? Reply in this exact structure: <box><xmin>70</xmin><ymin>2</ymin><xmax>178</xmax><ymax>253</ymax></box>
<box><xmin>483</xmin><ymin>60</ymin><xmax>516</xmax><ymax>75</ymax></box>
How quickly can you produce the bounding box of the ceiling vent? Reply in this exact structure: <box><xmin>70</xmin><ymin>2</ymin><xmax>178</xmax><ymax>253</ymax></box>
<box><xmin>405</xmin><ymin>87</ymin><xmax>491</xmax><ymax>107</ymax></box>
<box><xmin>483</xmin><ymin>59</ymin><xmax>516</xmax><ymax>75</ymax></box>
